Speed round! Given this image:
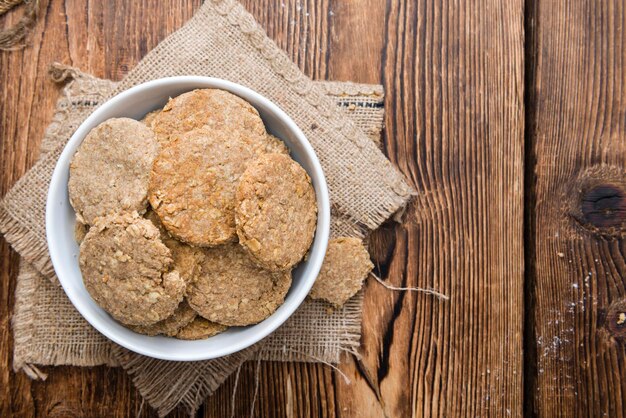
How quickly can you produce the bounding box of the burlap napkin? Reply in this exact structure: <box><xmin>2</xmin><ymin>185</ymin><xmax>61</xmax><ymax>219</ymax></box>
<box><xmin>3</xmin><ymin>1</ymin><xmax>414</xmax><ymax>415</ymax></box>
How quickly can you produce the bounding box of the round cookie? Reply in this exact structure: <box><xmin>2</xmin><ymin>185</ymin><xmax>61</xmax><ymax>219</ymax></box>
<box><xmin>129</xmin><ymin>299</ymin><xmax>197</xmax><ymax>337</ymax></box>
<box><xmin>309</xmin><ymin>237</ymin><xmax>374</xmax><ymax>308</ymax></box>
<box><xmin>79</xmin><ymin>212</ymin><xmax>186</xmax><ymax>326</ymax></box>
<box><xmin>235</xmin><ymin>153</ymin><xmax>317</xmax><ymax>271</ymax></box>
<box><xmin>144</xmin><ymin>209</ymin><xmax>204</xmax><ymax>284</ymax></box>
<box><xmin>151</xmin><ymin>89</ymin><xmax>266</xmax><ymax>145</ymax></box>
<box><xmin>69</xmin><ymin>118</ymin><xmax>158</xmax><ymax>225</ymax></box>
<box><xmin>176</xmin><ymin>317</ymin><xmax>227</xmax><ymax>340</ymax></box>
<box><xmin>186</xmin><ymin>244</ymin><xmax>292</xmax><ymax>326</ymax></box>
<box><xmin>149</xmin><ymin>126</ymin><xmax>270</xmax><ymax>246</ymax></box>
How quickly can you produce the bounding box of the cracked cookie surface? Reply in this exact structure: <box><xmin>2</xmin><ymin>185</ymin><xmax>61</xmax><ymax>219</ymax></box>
<box><xmin>144</xmin><ymin>209</ymin><xmax>204</xmax><ymax>284</ymax></box>
<box><xmin>79</xmin><ymin>213</ymin><xmax>185</xmax><ymax>326</ymax></box>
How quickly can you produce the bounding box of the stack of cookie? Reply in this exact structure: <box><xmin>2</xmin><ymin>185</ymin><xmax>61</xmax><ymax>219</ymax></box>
<box><xmin>69</xmin><ymin>89</ymin><xmax>317</xmax><ymax>340</ymax></box>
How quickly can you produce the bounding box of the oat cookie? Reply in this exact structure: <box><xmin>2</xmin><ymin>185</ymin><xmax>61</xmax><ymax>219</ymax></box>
<box><xmin>149</xmin><ymin>126</ymin><xmax>270</xmax><ymax>246</ymax></box>
<box><xmin>236</xmin><ymin>153</ymin><xmax>317</xmax><ymax>271</ymax></box>
<box><xmin>144</xmin><ymin>209</ymin><xmax>204</xmax><ymax>284</ymax></box>
<box><xmin>129</xmin><ymin>299</ymin><xmax>197</xmax><ymax>337</ymax></box>
<box><xmin>151</xmin><ymin>89</ymin><xmax>266</xmax><ymax>145</ymax></box>
<box><xmin>141</xmin><ymin>109</ymin><xmax>161</xmax><ymax>128</ymax></box>
<box><xmin>264</xmin><ymin>134</ymin><xmax>289</xmax><ymax>155</ymax></box>
<box><xmin>187</xmin><ymin>244</ymin><xmax>292</xmax><ymax>326</ymax></box>
<box><xmin>176</xmin><ymin>317</ymin><xmax>228</xmax><ymax>340</ymax></box>
<box><xmin>79</xmin><ymin>212</ymin><xmax>185</xmax><ymax>326</ymax></box>
<box><xmin>69</xmin><ymin>118</ymin><xmax>158</xmax><ymax>225</ymax></box>
<box><xmin>309</xmin><ymin>237</ymin><xmax>374</xmax><ymax>307</ymax></box>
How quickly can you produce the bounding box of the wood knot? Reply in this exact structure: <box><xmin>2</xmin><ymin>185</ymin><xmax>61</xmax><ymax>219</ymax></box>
<box><xmin>581</xmin><ymin>184</ymin><xmax>626</xmax><ymax>227</ymax></box>
<box><xmin>567</xmin><ymin>165</ymin><xmax>626</xmax><ymax>237</ymax></box>
<box><xmin>606</xmin><ymin>299</ymin><xmax>626</xmax><ymax>340</ymax></box>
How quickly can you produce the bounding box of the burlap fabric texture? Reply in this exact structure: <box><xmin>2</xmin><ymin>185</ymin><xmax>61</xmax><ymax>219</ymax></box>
<box><xmin>2</xmin><ymin>1</ymin><xmax>414</xmax><ymax>415</ymax></box>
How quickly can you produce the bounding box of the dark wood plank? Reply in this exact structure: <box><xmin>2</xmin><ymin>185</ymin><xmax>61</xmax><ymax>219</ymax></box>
<box><xmin>526</xmin><ymin>0</ymin><xmax>626</xmax><ymax>416</ymax></box>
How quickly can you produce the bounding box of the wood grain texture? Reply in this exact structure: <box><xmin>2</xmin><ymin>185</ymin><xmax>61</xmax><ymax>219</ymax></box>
<box><xmin>1</xmin><ymin>0</ymin><xmax>527</xmax><ymax>417</ymax></box>
<box><xmin>368</xmin><ymin>1</ymin><xmax>525</xmax><ymax>416</ymax></box>
<box><xmin>526</xmin><ymin>0</ymin><xmax>626</xmax><ymax>416</ymax></box>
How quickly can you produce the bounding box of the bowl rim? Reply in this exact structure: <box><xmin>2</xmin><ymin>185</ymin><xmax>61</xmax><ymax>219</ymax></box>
<box><xmin>46</xmin><ymin>76</ymin><xmax>330</xmax><ymax>361</ymax></box>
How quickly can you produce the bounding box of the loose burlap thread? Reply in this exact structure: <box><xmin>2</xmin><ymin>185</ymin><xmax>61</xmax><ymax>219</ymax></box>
<box><xmin>3</xmin><ymin>1</ymin><xmax>414</xmax><ymax>415</ymax></box>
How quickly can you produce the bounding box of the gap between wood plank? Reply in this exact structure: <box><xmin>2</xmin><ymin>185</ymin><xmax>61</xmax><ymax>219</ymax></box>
<box><xmin>523</xmin><ymin>0</ymin><xmax>539</xmax><ymax>416</ymax></box>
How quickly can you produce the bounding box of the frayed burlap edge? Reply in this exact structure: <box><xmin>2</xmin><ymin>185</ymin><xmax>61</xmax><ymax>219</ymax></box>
<box><xmin>0</xmin><ymin>204</ymin><xmax>54</xmax><ymax>278</ymax></box>
<box><xmin>260</xmin><ymin>292</ymin><xmax>363</xmax><ymax>363</ymax></box>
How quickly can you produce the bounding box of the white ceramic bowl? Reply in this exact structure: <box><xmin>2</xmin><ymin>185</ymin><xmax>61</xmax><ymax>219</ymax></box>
<box><xmin>46</xmin><ymin>76</ymin><xmax>330</xmax><ymax>361</ymax></box>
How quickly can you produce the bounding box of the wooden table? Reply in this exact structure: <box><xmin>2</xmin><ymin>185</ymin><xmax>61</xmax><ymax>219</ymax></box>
<box><xmin>1</xmin><ymin>1</ymin><xmax>624</xmax><ymax>416</ymax></box>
